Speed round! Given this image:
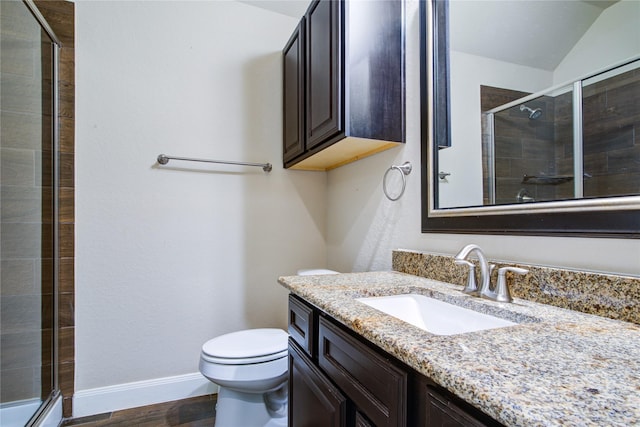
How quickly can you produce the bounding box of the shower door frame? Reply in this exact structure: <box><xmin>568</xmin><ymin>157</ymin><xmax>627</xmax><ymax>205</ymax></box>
<box><xmin>20</xmin><ymin>1</ymin><xmax>62</xmax><ymax>425</ymax></box>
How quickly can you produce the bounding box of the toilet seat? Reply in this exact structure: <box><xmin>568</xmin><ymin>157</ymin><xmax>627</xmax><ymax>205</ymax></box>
<box><xmin>201</xmin><ymin>328</ymin><xmax>288</xmax><ymax>365</ymax></box>
<box><xmin>201</xmin><ymin>349</ymin><xmax>288</xmax><ymax>365</ymax></box>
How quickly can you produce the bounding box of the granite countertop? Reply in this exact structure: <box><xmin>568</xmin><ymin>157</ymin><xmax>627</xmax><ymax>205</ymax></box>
<box><xmin>278</xmin><ymin>271</ymin><xmax>640</xmax><ymax>427</ymax></box>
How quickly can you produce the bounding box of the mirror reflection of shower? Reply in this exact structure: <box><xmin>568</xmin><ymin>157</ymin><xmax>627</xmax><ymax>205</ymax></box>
<box><xmin>482</xmin><ymin>57</ymin><xmax>640</xmax><ymax>206</ymax></box>
<box><xmin>519</xmin><ymin>104</ymin><xmax>542</xmax><ymax>120</ymax></box>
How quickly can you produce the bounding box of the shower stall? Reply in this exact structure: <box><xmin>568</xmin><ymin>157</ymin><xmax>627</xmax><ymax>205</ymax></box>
<box><xmin>1</xmin><ymin>0</ymin><xmax>62</xmax><ymax>425</ymax></box>
<box><xmin>482</xmin><ymin>57</ymin><xmax>640</xmax><ymax>205</ymax></box>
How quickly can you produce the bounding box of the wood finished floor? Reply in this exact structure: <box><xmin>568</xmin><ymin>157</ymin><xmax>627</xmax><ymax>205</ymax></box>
<box><xmin>61</xmin><ymin>395</ymin><xmax>216</xmax><ymax>427</ymax></box>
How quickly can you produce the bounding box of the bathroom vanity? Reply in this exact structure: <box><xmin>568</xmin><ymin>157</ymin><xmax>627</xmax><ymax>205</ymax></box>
<box><xmin>279</xmin><ymin>271</ymin><xmax>640</xmax><ymax>426</ymax></box>
<box><xmin>288</xmin><ymin>293</ymin><xmax>501</xmax><ymax>426</ymax></box>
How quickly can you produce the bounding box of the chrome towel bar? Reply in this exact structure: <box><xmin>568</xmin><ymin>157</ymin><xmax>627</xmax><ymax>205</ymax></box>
<box><xmin>157</xmin><ymin>154</ymin><xmax>272</xmax><ymax>172</ymax></box>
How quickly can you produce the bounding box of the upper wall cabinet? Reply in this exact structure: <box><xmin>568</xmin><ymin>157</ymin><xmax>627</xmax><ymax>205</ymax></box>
<box><xmin>283</xmin><ymin>0</ymin><xmax>405</xmax><ymax>171</ymax></box>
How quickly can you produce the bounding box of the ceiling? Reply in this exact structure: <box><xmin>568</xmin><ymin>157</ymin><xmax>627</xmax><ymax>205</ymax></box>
<box><xmin>236</xmin><ymin>0</ymin><xmax>620</xmax><ymax>71</ymax></box>
<box><xmin>236</xmin><ymin>0</ymin><xmax>310</xmax><ymax>19</ymax></box>
<box><xmin>449</xmin><ymin>0</ymin><xmax>619</xmax><ymax>71</ymax></box>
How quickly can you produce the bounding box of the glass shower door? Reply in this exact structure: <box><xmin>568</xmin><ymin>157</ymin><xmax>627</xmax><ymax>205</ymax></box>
<box><xmin>1</xmin><ymin>0</ymin><xmax>58</xmax><ymax>425</ymax></box>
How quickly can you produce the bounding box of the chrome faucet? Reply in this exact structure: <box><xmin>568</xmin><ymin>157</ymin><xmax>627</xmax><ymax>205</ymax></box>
<box><xmin>454</xmin><ymin>244</ymin><xmax>528</xmax><ymax>303</ymax></box>
<box><xmin>454</xmin><ymin>244</ymin><xmax>492</xmax><ymax>298</ymax></box>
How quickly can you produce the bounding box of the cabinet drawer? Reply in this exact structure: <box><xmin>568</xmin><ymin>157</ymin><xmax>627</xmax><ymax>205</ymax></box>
<box><xmin>288</xmin><ymin>295</ymin><xmax>315</xmax><ymax>357</ymax></box>
<box><xmin>318</xmin><ymin>316</ymin><xmax>407</xmax><ymax>427</ymax></box>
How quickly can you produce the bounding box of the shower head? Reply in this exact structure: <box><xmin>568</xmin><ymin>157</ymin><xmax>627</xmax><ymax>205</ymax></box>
<box><xmin>529</xmin><ymin>108</ymin><xmax>542</xmax><ymax>120</ymax></box>
<box><xmin>519</xmin><ymin>104</ymin><xmax>542</xmax><ymax>120</ymax></box>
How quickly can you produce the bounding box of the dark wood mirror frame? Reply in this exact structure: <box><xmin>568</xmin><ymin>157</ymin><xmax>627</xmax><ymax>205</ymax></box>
<box><xmin>419</xmin><ymin>0</ymin><xmax>640</xmax><ymax>238</ymax></box>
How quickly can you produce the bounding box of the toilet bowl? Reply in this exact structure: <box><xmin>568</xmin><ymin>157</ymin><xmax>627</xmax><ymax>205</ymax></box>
<box><xmin>199</xmin><ymin>328</ymin><xmax>289</xmax><ymax>427</ymax></box>
<box><xmin>199</xmin><ymin>269</ymin><xmax>338</xmax><ymax>427</ymax></box>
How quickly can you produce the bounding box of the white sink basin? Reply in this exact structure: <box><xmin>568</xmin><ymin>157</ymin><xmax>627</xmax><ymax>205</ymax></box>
<box><xmin>356</xmin><ymin>294</ymin><xmax>516</xmax><ymax>335</ymax></box>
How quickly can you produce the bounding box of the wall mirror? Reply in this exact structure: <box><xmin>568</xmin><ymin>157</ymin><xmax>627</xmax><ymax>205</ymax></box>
<box><xmin>420</xmin><ymin>0</ymin><xmax>640</xmax><ymax>237</ymax></box>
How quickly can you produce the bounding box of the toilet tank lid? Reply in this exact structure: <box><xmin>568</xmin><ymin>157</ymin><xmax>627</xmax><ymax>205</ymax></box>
<box><xmin>202</xmin><ymin>328</ymin><xmax>288</xmax><ymax>359</ymax></box>
<box><xmin>297</xmin><ymin>269</ymin><xmax>339</xmax><ymax>276</ymax></box>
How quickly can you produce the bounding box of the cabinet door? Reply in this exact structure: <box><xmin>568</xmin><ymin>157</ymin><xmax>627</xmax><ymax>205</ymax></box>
<box><xmin>283</xmin><ymin>19</ymin><xmax>306</xmax><ymax>162</ymax></box>
<box><xmin>318</xmin><ymin>317</ymin><xmax>407</xmax><ymax>427</ymax></box>
<box><xmin>289</xmin><ymin>340</ymin><xmax>347</xmax><ymax>427</ymax></box>
<box><xmin>425</xmin><ymin>385</ymin><xmax>503</xmax><ymax>427</ymax></box>
<box><xmin>305</xmin><ymin>0</ymin><xmax>343</xmax><ymax>149</ymax></box>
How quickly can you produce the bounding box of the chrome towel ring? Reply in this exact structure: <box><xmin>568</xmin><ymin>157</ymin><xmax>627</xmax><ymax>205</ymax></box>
<box><xmin>383</xmin><ymin>161</ymin><xmax>412</xmax><ymax>201</ymax></box>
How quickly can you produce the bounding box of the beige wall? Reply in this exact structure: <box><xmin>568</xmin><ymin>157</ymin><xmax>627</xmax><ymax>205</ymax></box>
<box><xmin>75</xmin><ymin>0</ymin><xmax>326</xmax><ymax>392</ymax></box>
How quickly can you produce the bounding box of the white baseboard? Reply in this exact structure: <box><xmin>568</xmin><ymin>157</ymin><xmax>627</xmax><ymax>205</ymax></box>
<box><xmin>73</xmin><ymin>373</ymin><xmax>217</xmax><ymax>418</ymax></box>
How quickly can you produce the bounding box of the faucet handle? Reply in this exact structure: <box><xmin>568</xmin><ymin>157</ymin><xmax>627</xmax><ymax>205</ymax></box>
<box><xmin>494</xmin><ymin>267</ymin><xmax>528</xmax><ymax>303</ymax></box>
<box><xmin>454</xmin><ymin>259</ymin><xmax>478</xmax><ymax>295</ymax></box>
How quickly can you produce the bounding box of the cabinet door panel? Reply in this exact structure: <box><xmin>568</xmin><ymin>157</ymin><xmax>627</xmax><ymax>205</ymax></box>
<box><xmin>425</xmin><ymin>385</ymin><xmax>504</xmax><ymax>427</ymax></box>
<box><xmin>355</xmin><ymin>411</ymin><xmax>374</xmax><ymax>427</ymax></box>
<box><xmin>346</xmin><ymin>0</ymin><xmax>405</xmax><ymax>143</ymax></box>
<box><xmin>283</xmin><ymin>19</ymin><xmax>305</xmax><ymax>162</ymax></box>
<box><xmin>426</xmin><ymin>388</ymin><xmax>486</xmax><ymax>427</ymax></box>
<box><xmin>318</xmin><ymin>317</ymin><xmax>407</xmax><ymax>427</ymax></box>
<box><xmin>289</xmin><ymin>340</ymin><xmax>347</xmax><ymax>427</ymax></box>
<box><xmin>306</xmin><ymin>0</ymin><xmax>343</xmax><ymax>149</ymax></box>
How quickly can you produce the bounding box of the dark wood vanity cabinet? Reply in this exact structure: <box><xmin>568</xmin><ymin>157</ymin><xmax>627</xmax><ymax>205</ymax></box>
<box><xmin>288</xmin><ymin>294</ymin><xmax>504</xmax><ymax>427</ymax></box>
<box><xmin>288</xmin><ymin>295</ymin><xmax>406</xmax><ymax>426</ymax></box>
<box><xmin>282</xmin><ymin>0</ymin><xmax>405</xmax><ymax>171</ymax></box>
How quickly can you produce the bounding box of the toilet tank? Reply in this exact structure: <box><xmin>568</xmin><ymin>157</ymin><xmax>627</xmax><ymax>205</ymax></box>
<box><xmin>297</xmin><ymin>269</ymin><xmax>339</xmax><ymax>276</ymax></box>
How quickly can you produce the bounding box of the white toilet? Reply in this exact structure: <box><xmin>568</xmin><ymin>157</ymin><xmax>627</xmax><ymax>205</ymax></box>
<box><xmin>199</xmin><ymin>269</ymin><xmax>338</xmax><ymax>427</ymax></box>
<box><xmin>199</xmin><ymin>328</ymin><xmax>289</xmax><ymax>427</ymax></box>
